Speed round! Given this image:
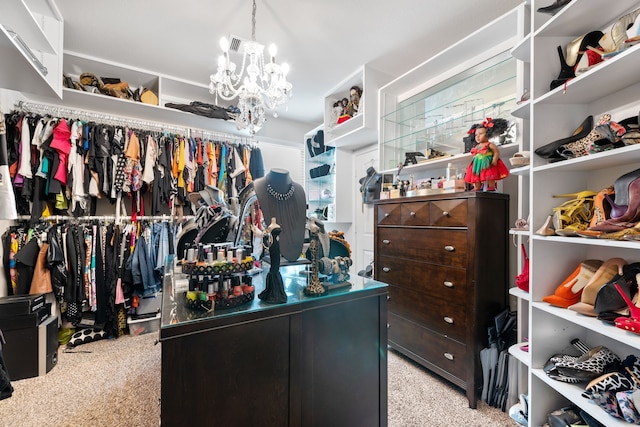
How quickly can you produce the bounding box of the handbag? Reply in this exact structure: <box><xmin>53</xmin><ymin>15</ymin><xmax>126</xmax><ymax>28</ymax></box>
<box><xmin>515</xmin><ymin>244</ymin><xmax>529</xmax><ymax>292</ymax></box>
<box><xmin>29</xmin><ymin>242</ymin><xmax>52</xmax><ymax>295</ymax></box>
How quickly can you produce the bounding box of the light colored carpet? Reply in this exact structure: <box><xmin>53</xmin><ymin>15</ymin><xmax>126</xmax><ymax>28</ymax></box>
<box><xmin>0</xmin><ymin>334</ymin><xmax>512</xmax><ymax>426</ymax></box>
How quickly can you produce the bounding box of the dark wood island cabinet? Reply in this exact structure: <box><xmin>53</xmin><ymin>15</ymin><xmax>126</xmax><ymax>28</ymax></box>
<box><xmin>374</xmin><ymin>192</ymin><xmax>508</xmax><ymax>408</ymax></box>
<box><xmin>159</xmin><ymin>263</ymin><xmax>388</xmax><ymax>426</ymax></box>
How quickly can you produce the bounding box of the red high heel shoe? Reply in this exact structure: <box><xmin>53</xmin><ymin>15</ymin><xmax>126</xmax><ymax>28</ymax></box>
<box><xmin>614</xmin><ymin>282</ymin><xmax>640</xmax><ymax>334</ymax></box>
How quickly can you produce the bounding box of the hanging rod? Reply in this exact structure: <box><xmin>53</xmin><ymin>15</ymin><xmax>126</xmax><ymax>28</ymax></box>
<box><xmin>12</xmin><ymin>100</ymin><xmax>254</xmax><ymax>145</ymax></box>
<box><xmin>16</xmin><ymin>214</ymin><xmax>195</xmax><ymax>222</ymax></box>
<box><xmin>13</xmin><ymin>100</ymin><xmax>187</xmax><ymax>134</ymax></box>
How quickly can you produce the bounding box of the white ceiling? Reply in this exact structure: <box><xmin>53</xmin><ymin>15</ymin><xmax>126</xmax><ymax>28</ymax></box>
<box><xmin>57</xmin><ymin>0</ymin><xmax>523</xmax><ymax>129</ymax></box>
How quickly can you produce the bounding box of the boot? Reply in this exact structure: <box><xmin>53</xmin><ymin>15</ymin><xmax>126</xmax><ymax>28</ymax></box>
<box><xmin>537</xmin><ymin>0</ymin><xmax>572</xmax><ymax>16</ymax></box>
<box><xmin>590</xmin><ymin>177</ymin><xmax>640</xmax><ymax>231</ymax></box>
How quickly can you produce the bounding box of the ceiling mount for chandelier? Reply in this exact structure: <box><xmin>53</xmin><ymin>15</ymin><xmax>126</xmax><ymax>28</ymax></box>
<box><xmin>208</xmin><ymin>0</ymin><xmax>292</xmax><ymax>135</ymax></box>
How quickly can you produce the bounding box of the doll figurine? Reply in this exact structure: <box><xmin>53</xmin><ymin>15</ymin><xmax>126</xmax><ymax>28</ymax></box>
<box><xmin>464</xmin><ymin>117</ymin><xmax>510</xmax><ymax>191</ymax></box>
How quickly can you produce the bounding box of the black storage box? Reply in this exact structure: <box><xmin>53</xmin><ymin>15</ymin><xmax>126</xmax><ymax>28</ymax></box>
<box><xmin>0</xmin><ymin>315</ymin><xmax>58</xmax><ymax>380</ymax></box>
<box><xmin>0</xmin><ymin>293</ymin><xmax>46</xmax><ymax>318</ymax></box>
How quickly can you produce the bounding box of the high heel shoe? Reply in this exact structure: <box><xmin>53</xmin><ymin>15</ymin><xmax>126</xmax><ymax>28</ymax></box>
<box><xmin>568</xmin><ymin>257</ymin><xmax>626</xmax><ymax>316</ymax></box>
<box><xmin>590</xmin><ymin>187</ymin><xmax>614</xmax><ymax>228</ymax></box>
<box><xmin>599</xmin><ymin>7</ymin><xmax>640</xmax><ymax>56</ymax></box>
<box><xmin>606</xmin><ymin>168</ymin><xmax>640</xmax><ymax>219</ymax></box>
<box><xmin>550</xmin><ymin>45</ymin><xmax>576</xmax><ymax>91</ymax></box>
<box><xmin>535</xmin><ymin>115</ymin><xmax>593</xmax><ymax>159</ymax></box>
<box><xmin>590</xmin><ymin>173</ymin><xmax>640</xmax><ymax>231</ymax></box>
<box><xmin>535</xmin><ymin>215</ymin><xmax>555</xmax><ymax>236</ymax></box>
<box><xmin>553</xmin><ymin>190</ymin><xmax>597</xmax><ymax>199</ymax></box>
<box><xmin>556</xmin><ymin>114</ymin><xmax>611</xmax><ymax>158</ymax></box>
<box><xmin>537</xmin><ymin>0</ymin><xmax>572</xmax><ymax>16</ymax></box>
<box><xmin>614</xmin><ymin>282</ymin><xmax>640</xmax><ymax>334</ymax></box>
<box><xmin>554</xmin><ymin>346</ymin><xmax>622</xmax><ymax>381</ymax></box>
<box><xmin>542</xmin><ymin>259</ymin><xmax>603</xmax><ymax>308</ymax></box>
<box><xmin>593</xmin><ymin>262</ymin><xmax>640</xmax><ymax>315</ymax></box>
<box><xmin>565</xmin><ymin>30</ymin><xmax>605</xmax><ymax>69</ymax></box>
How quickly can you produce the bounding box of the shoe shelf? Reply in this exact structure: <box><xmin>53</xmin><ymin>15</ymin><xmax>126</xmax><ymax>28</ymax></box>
<box><xmin>510</xmin><ymin>100</ymin><xmax>531</xmax><ymax>120</ymax></box>
<box><xmin>533</xmin><ymin>0</ymin><xmax>636</xmax><ymax>38</ymax></box>
<box><xmin>510</xmin><ymin>286</ymin><xmax>530</xmax><ymax>301</ymax></box>
<box><xmin>533</xmin><ymin>302</ymin><xmax>640</xmax><ymax>347</ymax></box>
<box><xmin>508</xmin><ymin>165</ymin><xmax>531</xmax><ymax>176</ymax></box>
<box><xmin>509</xmin><ymin>342</ymin><xmax>531</xmax><ymax>366</ymax></box>
<box><xmin>510</xmin><ymin>33</ymin><xmax>532</xmax><ymax>63</ymax></box>
<box><xmin>531</xmin><ymin>368</ymin><xmax>632</xmax><ymax>427</ymax></box>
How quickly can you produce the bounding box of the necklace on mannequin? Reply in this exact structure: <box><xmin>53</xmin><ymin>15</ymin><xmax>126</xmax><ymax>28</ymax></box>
<box><xmin>267</xmin><ymin>183</ymin><xmax>295</xmax><ymax>201</ymax></box>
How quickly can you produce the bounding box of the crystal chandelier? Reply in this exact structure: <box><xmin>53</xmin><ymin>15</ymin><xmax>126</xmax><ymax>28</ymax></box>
<box><xmin>209</xmin><ymin>0</ymin><xmax>292</xmax><ymax>135</ymax></box>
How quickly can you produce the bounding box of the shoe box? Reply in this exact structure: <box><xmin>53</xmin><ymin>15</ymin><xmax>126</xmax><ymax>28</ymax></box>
<box><xmin>0</xmin><ymin>295</ymin><xmax>58</xmax><ymax>381</ymax></box>
<box><xmin>0</xmin><ymin>293</ymin><xmax>46</xmax><ymax>317</ymax></box>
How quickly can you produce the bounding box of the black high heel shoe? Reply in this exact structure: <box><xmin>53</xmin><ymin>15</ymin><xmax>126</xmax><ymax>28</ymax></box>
<box><xmin>537</xmin><ymin>0</ymin><xmax>572</xmax><ymax>16</ymax></box>
<box><xmin>550</xmin><ymin>45</ymin><xmax>575</xmax><ymax>91</ymax></box>
<box><xmin>534</xmin><ymin>115</ymin><xmax>593</xmax><ymax>159</ymax></box>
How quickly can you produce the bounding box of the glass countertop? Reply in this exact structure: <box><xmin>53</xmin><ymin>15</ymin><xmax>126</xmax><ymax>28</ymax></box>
<box><xmin>160</xmin><ymin>256</ymin><xmax>387</xmax><ymax>331</ymax></box>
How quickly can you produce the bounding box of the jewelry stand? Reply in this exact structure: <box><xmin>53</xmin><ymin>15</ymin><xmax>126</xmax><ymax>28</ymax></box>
<box><xmin>304</xmin><ymin>226</ymin><xmax>326</xmax><ymax>296</ymax></box>
<box><xmin>258</xmin><ymin>219</ymin><xmax>287</xmax><ymax>304</ymax></box>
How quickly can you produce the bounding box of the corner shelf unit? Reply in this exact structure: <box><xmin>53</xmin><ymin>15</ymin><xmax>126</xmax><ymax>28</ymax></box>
<box><xmin>323</xmin><ymin>65</ymin><xmax>390</xmax><ymax>151</ymax></box>
<box><xmin>513</xmin><ymin>1</ymin><xmax>640</xmax><ymax>426</ymax></box>
<box><xmin>0</xmin><ymin>0</ymin><xmax>64</xmax><ymax>98</ymax></box>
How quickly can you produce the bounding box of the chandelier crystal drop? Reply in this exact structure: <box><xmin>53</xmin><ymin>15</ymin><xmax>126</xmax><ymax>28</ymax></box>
<box><xmin>208</xmin><ymin>0</ymin><xmax>292</xmax><ymax>135</ymax></box>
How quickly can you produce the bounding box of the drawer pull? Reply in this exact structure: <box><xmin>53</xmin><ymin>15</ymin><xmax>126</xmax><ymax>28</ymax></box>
<box><xmin>442</xmin><ymin>211</ymin><xmax>449</xmax><ymax>216</ymax></box>
<box><xmin>444</xmin><ymin>245</ymin><xmax>455</xmax><ymax>252</ymax></box>
<box><xmin>384</xmin><ymin>213</ymin><xmax>390</xmax><ymax>217</ymax></box>
<box><xmin>410</xmin><ymin>211</ymin><xmax>416</xmax><ymax>216</ymax></box>
<box><xmin>382</xmin><ymin>239</ymin><xmax>390</xmax><ymax>245</ymax></box>
<box><xmin>443</xmin><ymin>316</ymin><xmax>454</xmax><ymax>324</ymax></box>
<box><xmin>382</xmin><ymin>267</ymin><xmax>390</xmax><ymax>273</ymax></box>
<box><xmin>443</xmin><ymin>281</ymin><xmax>454</xmax><ymax>288</ymax></box>
<box><xmin>444</xmin><ymin>352</ymin><xmax>454</xmax><ymax>361</ymax></box>
<box><xmin>387</xmin><ymin>295</ymin><xmax>390</xmax><ymax>301</ymax></box>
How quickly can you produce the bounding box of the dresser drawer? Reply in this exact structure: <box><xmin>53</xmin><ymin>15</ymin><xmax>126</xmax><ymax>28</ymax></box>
<box><xmin>377</xmin><ymin>228</ymin><xmax>467</xmax><ymax>268</ymax></box>
<box><xmin>377</xmin><ymin>201</ymin><xmax>430</xmax><ymax>226</ymax></box>
<box><xmin>376</xmin><ymin>256</ymin><xmax>468</xmax><ymax>302</ymax></box>
<box><xmin>388</xmin><ymin>312</ymin><xmax>467</xmax><ymax>380</ymax></box>
<box><xmin>388</xmin><ymin>285</ymin><xmax>467</xmax><ymax>342</ymax></box>
<box><xmin>377</xmin><ymin>203</ymin><xmax>402</xmax><ymax>225</ymax></box>
<box><xmin>430</xmin><ymin>198</ymin><xmax>468</xmax><ymax>227</ymax></box>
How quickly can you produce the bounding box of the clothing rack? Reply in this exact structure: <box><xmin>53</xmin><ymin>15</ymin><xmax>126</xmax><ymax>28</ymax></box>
<box><xmin>16</xmin><ymin>214</ymin><xmax>194</xmax><ymax>223</ymax></box>
<box><xmin>12</xmin><ymin>100</ymin><xmax>255</xmax><ymax>146</ymax></box>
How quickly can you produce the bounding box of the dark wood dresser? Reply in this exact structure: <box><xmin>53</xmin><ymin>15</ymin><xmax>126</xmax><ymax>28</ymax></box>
<box><xmin>374</xmin><ymin>191</ymin><xmax>508</xmax><ymax>408</ymax></box>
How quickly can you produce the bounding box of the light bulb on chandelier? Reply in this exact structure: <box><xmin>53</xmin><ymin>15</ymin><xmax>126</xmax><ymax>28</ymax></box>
<box><xmin>208</xmin><ymin>0</ymin><xmax>292</xmax><ymax>135</ymax></box>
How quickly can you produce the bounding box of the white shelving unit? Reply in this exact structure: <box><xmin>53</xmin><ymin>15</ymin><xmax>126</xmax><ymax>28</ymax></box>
<box><xmin>0</xmin><ymin>0</ymin><xmax>63</xmax><ymax>98</ymax></box>
<box><xmin>303</xmin><ymin>125</ymin><xmax>353</xmax><ymax>224</ymax></box>
<box><xmin>323</xmin><ymin>65</ymin><xmax>390</xmax><ymax>151</ymax></box>
<box><xmin>512</xmin><ymin>1</ymin><xmax>640</xmax><ymax>426</ymax></box>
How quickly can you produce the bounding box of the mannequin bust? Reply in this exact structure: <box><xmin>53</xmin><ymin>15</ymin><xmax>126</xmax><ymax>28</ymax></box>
<box><xmin>253</xmin><ymin>168</ymin><xmax>307</xmax><ymax>262</ymax></box>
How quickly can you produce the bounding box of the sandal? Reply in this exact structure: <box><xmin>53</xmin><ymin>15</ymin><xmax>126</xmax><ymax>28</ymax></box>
<box><xmin>551</xmin><ymin>191</ymin><xmax>596</xmax><ymax>232</ymax></box>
